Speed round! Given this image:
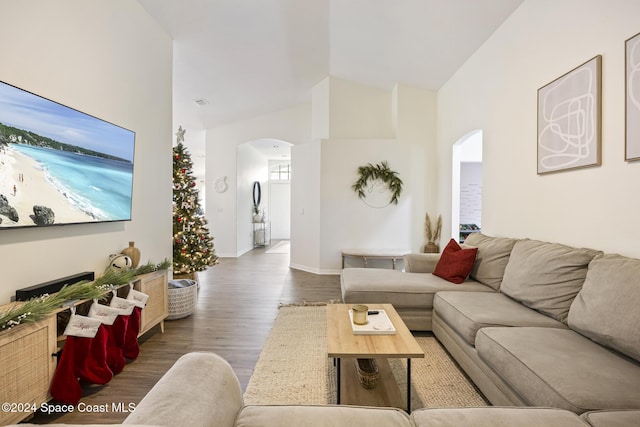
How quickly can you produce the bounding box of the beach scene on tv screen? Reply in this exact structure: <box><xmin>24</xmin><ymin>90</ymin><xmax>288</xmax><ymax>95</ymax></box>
<box><xmin>0</xmin><ymin>81</ymin><xmax>134</xmax><ymax>228</ymax></box>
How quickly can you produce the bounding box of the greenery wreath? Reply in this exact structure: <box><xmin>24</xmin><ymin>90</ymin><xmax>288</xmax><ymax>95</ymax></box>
<box><xmin>352</xmin><ymin>161</ymin><xmax>403</xmax><ymax>205</ymax></box>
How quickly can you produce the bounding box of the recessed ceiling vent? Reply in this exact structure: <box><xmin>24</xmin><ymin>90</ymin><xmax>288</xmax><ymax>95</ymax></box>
<box><xmin>194</xmin><ymin>98</ymin><xmax>209</xmax><ymax>106</ymax></box>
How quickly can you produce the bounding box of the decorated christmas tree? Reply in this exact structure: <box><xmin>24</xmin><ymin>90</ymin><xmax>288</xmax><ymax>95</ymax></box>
<box><xmin>173</xmin><ymin>126</ymin><xmax>218</xmax><ymax>276</ymax></box>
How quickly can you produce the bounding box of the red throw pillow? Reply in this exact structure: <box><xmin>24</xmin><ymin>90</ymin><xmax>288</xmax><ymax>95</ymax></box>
<box><xmin>433</xmin><ymin>239</ymin><xmax>478</xmax><ymax>284</ymax></box>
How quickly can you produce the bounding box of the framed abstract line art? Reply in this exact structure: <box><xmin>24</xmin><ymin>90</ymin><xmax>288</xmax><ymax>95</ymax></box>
<box><xmin>626</xmin><ymin>31</ymin><xmax>640</xmax><ymax>161</ymax></box>
<box><xmin>537</xmin><ymin>55</ymin><xmax>602</xmax><ymax>174</ymax></box>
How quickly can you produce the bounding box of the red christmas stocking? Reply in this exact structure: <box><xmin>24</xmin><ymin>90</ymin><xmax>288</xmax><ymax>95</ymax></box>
<box><xmin>50</xmin><ymin>310</ymin><xmax>101</xmax><ymax>404</ymax></box>
<box><xmin>123</xmin><ymin>306</ymin><xmax>141</xmax><ymax>360</ymax></box>
<box><xmin>77</xmin><ymin>325</ymin><xmax>113</xmax><ymax>385</ymax></box>
<box><xmin>105</xmin><ymin>314</ymin><xmax>129</xmax><ymax>374</ymax></box>
<box><xmin>49</xmin><ymin>336</ymin><xmax>88</xmax><ymax>404</ymax></box>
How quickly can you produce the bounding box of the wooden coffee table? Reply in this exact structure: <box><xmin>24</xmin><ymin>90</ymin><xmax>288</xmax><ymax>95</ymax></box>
<box><xmin>327</xmin><ymin>303</ymin><xmax>424</xmax><ymax>412</ymax></box>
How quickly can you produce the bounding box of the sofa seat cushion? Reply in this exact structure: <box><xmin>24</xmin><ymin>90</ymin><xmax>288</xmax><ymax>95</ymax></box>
<box><xmin>236</xmin><ymin>405</ymin><xmax>411</xmax><ymax>427</ymax></box>
<box><xmin>411</xmin><ymin>407</ymin><xmax>587</xmax><ymax>427</ymax></box>
<box><xmin>580</xmin><ymin>409</ymin><xmax>640</xmax><ymax>427</ymax></box>
<box><xmin>462</xmin><ymin>233</ymin><xmax>519</xmax><ymax>291</ymax></box>
<box><xmin>341</xmin><ymin>268</ymin><xmax>493</xmax><ymax>310</ymax></box>
<box><xmin>476</xmin><ymin>327</ymin><xmax>640</xmax><ymax>413</ymax></box>
<box><xmin>568</xmin><ymin>253</ymin><xmax>640</xmax><ymax>362</ymax></box>
<box><xmin>434</xmin><ymin>292</ymin><xmax>567</xmax><ymax>345</ymax></box>
<box><xmin>500</xmin><ymin>240</ymin><xmax>601</xmax><ymax>323</ymax></box>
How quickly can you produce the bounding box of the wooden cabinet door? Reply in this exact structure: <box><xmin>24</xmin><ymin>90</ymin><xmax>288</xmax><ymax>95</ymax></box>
<box><xmin>134</xmin><ymin>269</ymin><xmax>168</xmax><ymax>336</ymax></box>
<box><xmin>0</xmin><ymin>316</ymin><xmax>57</xmax><ymax>425</ymax></box>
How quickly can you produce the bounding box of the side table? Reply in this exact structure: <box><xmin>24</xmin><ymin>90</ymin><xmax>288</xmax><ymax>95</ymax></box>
<box><xmin>253</xmin><ymin>221</ymin><xmax>271</xmax><ymax>247</ymax></box>
<box><xmin>341</xmin><ymin>248</ymin><xmax>410</xmax><ymax>270</ymax></box>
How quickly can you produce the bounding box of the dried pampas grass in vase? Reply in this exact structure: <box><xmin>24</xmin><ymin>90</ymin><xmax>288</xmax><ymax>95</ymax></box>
<box><xmin>423</xmin><ymin>212</ymin><xmax>442</xmax><ymax>253</ymax></box>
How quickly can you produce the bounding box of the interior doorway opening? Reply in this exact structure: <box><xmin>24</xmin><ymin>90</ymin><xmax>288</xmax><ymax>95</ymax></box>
<box><xmin>236</xmin><ymin>138</ymin><xmax>292</xmax><ymax>254</ymax></box>
<box><xmin>451</xmin><ymin>130</ymin><xmax>483</xmax><ymax>243</ymax></box>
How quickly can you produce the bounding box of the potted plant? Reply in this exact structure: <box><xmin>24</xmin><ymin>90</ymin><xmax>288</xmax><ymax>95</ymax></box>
<box><xmin>423</xmin><ymin>212</ymin><xmax>442</xmax><ymax>253</ymax></box>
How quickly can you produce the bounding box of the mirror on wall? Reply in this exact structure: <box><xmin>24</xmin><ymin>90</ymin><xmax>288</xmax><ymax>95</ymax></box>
<box><xmin>252</xmin><ymin>181</ymin><xmax>262</xmax><ymax>222</ymax></box>
<box><xmin>252</xmin><ymin>181</ymin><xmax>261</xmax><ymax>208</ymax></box>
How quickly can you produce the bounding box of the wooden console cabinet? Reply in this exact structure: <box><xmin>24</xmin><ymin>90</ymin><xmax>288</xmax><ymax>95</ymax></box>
<box><xmin>0</xmin><ymin>269</ymin><xmax>168</xmax><ymax>425</ymax></box>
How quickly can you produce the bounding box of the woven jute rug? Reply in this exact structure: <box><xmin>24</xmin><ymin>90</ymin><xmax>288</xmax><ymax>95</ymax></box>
<box><xmin>243</xmin><ymin>305</ymin><xmax>488</xmax><ymax>410</ymax></box>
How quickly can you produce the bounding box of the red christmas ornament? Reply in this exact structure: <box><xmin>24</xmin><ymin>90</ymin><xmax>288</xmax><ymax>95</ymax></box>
<box><xmin>178</xmin><ymin>217</ymin><xmax>183</xmax><ymax>223</ymax></box>
<box><xmin>175</xmin><ymin>154</ymin><xmax>179</xmax><ymax>160</ymax></box>
<box><xmin>181</xmin><ymin>168</ymin><xmax>186</xmax><ymax>173</ymax></box>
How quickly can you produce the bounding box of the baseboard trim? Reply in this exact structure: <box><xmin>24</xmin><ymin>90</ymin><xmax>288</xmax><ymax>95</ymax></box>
<box><xmin>289</xmin><ymin>263</ymin><xmax>340</xmax><ymax>276</ymax></box>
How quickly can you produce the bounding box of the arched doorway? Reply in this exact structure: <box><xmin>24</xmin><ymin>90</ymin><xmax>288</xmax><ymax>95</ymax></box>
<box><xmin>451</xmin><ymin>130</ymin><xmax>483</xmax><ymax>242</ymax></box>
<box><xmin>236</xmin><ymin>138</ymin><xmax>292</xmax><ymax>253</ymax></box>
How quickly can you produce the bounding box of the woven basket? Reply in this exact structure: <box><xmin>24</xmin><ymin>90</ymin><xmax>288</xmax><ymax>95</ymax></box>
<box><xmin>167</xmin><ymin>282</ymin><xmax>198</xmax><ymax>320</ymax></box>
<box><xmin>355</xmin><ymin>358</ymin><xmax>379</xmax><ymax>389</ymax></box>
<box><xmin>172</xmin><ymin>271</ymin><xmax>199</xmax><ymax>283</ymax></box>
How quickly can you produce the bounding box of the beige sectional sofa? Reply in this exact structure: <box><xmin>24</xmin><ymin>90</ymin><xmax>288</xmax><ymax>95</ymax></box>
<box><xmin>341</xmin><ymin>233</ymin><xmax>640</xmax><ymax>417</ymax></box>
<box><xmin>13</xmin><ymin>352</ymin><xmax>640</xmax><ymax>426</ymax></box>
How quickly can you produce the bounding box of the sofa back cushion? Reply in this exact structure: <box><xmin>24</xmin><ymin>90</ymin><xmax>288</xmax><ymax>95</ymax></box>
<box><xmin>568</xmin><ymin>254</ymin><xmax>640</xmax><ymax>362</ymax></box>
<box><xmin>500</xmin><ymin>239</ymin><xmax>601</xmax><ymax>323</ymax></box>
<box><xmin>462</xmin><ymin>233</ymin><xmax>518</xmax><ymax>291</ymax></box>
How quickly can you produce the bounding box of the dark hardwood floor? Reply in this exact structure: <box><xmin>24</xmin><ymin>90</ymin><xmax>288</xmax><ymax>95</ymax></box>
<box><xmin>29</xmin><ymin>242</ymin><xmax>342</xmax><ymax>424</ymax></box>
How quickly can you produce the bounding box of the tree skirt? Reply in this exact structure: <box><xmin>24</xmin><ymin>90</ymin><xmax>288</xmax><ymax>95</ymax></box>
<box><xmin>243</xmin><ymin>305</ymin><xmax>488</xmax><ymax>410</ymax></box>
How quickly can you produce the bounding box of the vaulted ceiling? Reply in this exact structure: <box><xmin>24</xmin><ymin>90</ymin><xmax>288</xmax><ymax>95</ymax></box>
<box><xmin>138</xmin><ymin>0</ymin><xmax>524</xmax><ymax>130</ymax></box>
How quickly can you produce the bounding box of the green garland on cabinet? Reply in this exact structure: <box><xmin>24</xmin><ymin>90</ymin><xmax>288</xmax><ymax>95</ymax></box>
<box><xmin>352</xmin><ymin>161</ymin><xmax>403</xmax><ymax>205</ymax></box>
<box><xmin>0</xmin><ymin>259</ymin><xmax>171</xmax><ymax>332</ymax></box>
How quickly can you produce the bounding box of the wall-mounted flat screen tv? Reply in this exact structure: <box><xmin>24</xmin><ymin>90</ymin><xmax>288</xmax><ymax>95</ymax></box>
<box><xmin>0</xmin><ymin>81</ymin><xmax>135</xmax><ymax>229</ymax></box>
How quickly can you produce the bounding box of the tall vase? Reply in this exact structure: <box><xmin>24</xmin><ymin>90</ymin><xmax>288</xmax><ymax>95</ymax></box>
<box><xmin>423</xmin><ymin>241</ymin><xmax>439</xmax><ymax>253</ymax></box>
<box><xmin>122</xmin><ymin>241</ymin><xmax>141</xmax><ymax>268</ymax></box>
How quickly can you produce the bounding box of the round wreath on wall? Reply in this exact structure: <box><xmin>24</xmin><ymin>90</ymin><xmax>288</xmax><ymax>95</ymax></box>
<box><xmin>352</xmin><ymin>161</ymin><xmax>403</xmax><ymax>206</ymax></box>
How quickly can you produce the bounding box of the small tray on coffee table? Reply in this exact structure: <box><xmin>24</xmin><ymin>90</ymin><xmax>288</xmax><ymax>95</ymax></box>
<box><xmin>348</xmin><ymin>309</ymin><xmax>396</xmax><ymax>335</ymax></box>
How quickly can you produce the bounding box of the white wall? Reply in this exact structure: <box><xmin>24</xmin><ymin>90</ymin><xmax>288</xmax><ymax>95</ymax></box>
<box><xmin>393</xmin><ymin>84</ymin><xmax>439</xmax><ymax>250</ymax></box>
<box><xmin>269</xmin><ymin>182</ymin><xmax>291</xmax><ymax>240</ymax></box>
<box><xmin>312</xmin><ymin>78</ymin><xmax>330</xmax><ymax>140</ymax></box>
<box><xmin>0</xmin><ymin>0</ymin><xmax>173</xmax><ymax>304</ymax></box>
<box><xmin>437</xmin><ymin>0</ymin><xmax>640</xmax><ymax>257</ymax></box>
<box><xmin>290</xmin><ymin>141</ymin><xmax>321</xmax><ymax>272</ymax></box>
<box><xmin>329</xmin><ymin>77</ymin><xmax>395</xmax><ymax>139</ymax></box>
<box><xmin>320</xmin><ymin>138</ymin><xmax>426</xmax><ymax>272</ymax></box>
<box><xmin>313</xmin><ymin>79</ymin><xmax>436</xmax><ymax>273</ymax></box>
<box><xmin>206</xmin><ymin>104</ymin><xmax>311</xmax><ymax>257</ymax></box>
<box><xmin>236</xmin><ymin>144</ymin><xmax>268</xmax><ymax>254</ymax></box>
